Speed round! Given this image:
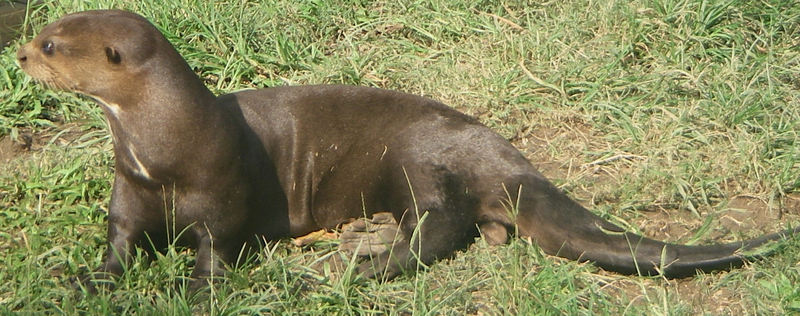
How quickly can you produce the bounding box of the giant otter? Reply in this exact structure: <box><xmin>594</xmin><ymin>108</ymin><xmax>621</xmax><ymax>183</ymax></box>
<box><xmin>16</xmin><ymin>9</ymin><xmax>799</xmax><ymax>290</ymax></box>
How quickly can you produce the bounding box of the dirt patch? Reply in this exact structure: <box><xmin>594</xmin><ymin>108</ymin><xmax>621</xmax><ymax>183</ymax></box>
<box><xmin>630</xmin><ymin>208</ymin><xmax>702</xmax><ymax>241</ymax></box>
<box><xmin>629</xmin><ymin>193</ymin><xmax>800</xmax><ymax>244</ymax></box>
<box><xmin>672</xmin><ymin>277</ymin><xmax>750</xmax><ymax>315</ymax></box>
<box><xmin>0</xmin><ymin>131</ymin><xmax>34</xmax><ymax>165</ymax></box>
<box><xmin>722</xmin><ymin>194</ymin><xmax>800</xmax><ymax>231</ymax></box>
<box><xmin>597</xmin><ymin>276</ymin><xmax>754</xmax><ymax>314</ymax></box>
<box><xmin>0</xmin><ymin>124</ymin><xmax>93</xmax><ymax>166</ymax></box>
<box><xmin>511</xmin><ymin>110</ymin><xmax>598</xmax><ymax>178</ymax></box>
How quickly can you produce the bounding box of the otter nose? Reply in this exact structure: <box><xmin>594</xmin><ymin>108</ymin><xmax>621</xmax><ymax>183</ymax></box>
<box><xmin>16</xmin><ymin>45</ymin><xmax>28</xmax><ymax>64</ymax></box>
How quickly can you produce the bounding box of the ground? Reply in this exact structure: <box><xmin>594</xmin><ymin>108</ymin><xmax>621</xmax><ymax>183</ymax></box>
<box><xmin>2</xmin><ymin>0</ymin><xmax>800</xmax><ymax>314</ymax></box>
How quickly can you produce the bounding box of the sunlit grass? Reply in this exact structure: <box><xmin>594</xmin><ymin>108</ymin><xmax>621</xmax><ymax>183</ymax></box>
<box><xmin>1</xmin><ymin>0</ymin><xmax>799</xmax><ymax>314</ymax></box>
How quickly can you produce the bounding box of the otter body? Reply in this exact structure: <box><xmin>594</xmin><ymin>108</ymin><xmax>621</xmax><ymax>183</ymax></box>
<box><xmin>17</xmin><ymin>10</ymin><xmax>799</xmax><ymax>289</ymax></box>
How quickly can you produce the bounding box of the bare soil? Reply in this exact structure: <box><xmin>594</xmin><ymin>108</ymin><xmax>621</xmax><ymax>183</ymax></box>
<box><xmin>0</xmin><ymin>124</ymin><xmax>91</xmax><ymax>167</ymax></box>
<box><xmin>0</xmin><ymin>130</ymin><xmax>34</xmax><ymax>165</ymax></box>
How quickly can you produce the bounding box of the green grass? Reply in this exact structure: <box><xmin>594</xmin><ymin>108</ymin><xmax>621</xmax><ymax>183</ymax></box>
<box><xmin>2</xmin><ymin>0</ymin><xmax>800</xmax><ymax>314</ymax></box>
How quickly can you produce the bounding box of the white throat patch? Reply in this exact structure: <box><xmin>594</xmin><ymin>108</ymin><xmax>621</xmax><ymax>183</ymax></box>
<box><xmin>90</xmin><ymin>96</ymin><xmax>154</xmax><ymax>182</ymax></box>
<box><xmin>91</xmin><ymin>96</ymin><xmax>123</xmax><ymax>119</ymax></box>
<box><xmin>126</xmin><ymin>142</ymin><xmax>154</xmax><ymax>181</ymax></box>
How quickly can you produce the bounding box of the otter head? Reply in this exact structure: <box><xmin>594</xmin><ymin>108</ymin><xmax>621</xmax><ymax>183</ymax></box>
<box><xmin>16</xmin><ymin>10</ymin><xmax>164</xmax><ymax>104</ymax></box>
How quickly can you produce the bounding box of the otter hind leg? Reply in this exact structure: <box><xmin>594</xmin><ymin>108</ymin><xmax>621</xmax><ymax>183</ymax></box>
<box><xmin>338</xmin><ymin>204</ymin><xmax>476</xmax><ymax>280</ymax></box>
<box><xmin>338</xmin><ymin>165</ymin><xmax>482</xmax><ymax>279</ymax></box>
<box><xmin>351</xmin><ymin>202</ymin><xmax>479</xmax><ymax>280</ymax></box>
<box><xmin>479</xmin><ymin>221</ymin><xmax>509</xmax><ymax>245</ymax></box>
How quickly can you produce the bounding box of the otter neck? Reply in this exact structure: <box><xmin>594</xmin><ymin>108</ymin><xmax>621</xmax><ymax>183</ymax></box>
<box><xmin>94</xmin><ymin>56</ymin><xmax>232</xmax><ymax>185</ymax></box>
<box><xmin>143</xmin><ymin>51</ymin><xmax>218</xmax><ymax>111</ymax></box>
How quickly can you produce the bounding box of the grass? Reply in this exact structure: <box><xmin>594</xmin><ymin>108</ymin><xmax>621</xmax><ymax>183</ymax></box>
<box><xmin>1</xmin><ymin>0</ymin><xmax>800</xmax><ymax>314</ymax></box>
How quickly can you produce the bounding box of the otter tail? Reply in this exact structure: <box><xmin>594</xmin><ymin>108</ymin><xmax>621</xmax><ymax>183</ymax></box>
<box><xmin>514</xmin><ymin>181</ymin><xmax>800</xmax><ymax>278</ymax></box>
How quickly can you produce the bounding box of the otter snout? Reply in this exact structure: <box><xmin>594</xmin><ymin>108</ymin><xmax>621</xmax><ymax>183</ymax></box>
<box><xmin>16</xmin><ymin>43</ymin><xmax>30</xmax><ymax>66</ymax></box>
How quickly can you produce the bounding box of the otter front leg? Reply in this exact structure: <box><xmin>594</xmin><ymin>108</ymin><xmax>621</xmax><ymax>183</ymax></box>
<box><xmin>187</xmin><ymin>231</ymin><xmax>235</xmax><ymax>291</ymax></box>
<box><xmin>89</xmin><ymin>213</ymin><xmax>141</xmax><ymax>285</ymax></box>
<box><xmin>80</xmin><ymin>176</ymin><xmax>152</xmax><ymax>292</ymax></box>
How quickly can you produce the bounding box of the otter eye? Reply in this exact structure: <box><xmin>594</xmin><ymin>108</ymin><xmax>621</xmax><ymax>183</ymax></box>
<box><xmin>41</xmin><ymin>40</ymin><xmax>55</xmax><ymax>55</ymax></box>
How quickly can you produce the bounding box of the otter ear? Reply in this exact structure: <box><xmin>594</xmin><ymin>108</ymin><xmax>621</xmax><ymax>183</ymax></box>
<box><xmin>105</xmin><ymin>47</ymin><xmax>122</xmax><ymax>64</ymax></box>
